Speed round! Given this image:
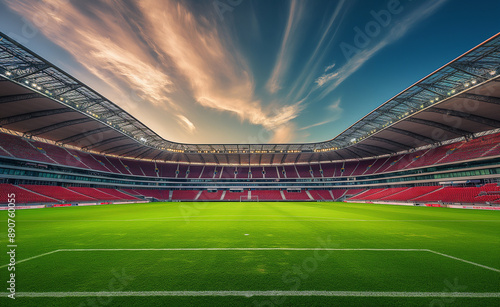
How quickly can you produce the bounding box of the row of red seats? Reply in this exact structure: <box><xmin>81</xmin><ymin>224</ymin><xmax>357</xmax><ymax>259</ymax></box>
<box><xmin>0</xmin><ymin>183</ymin><xmax>56</xmax><ymax>203</ymax></box>
<box><xmin>413</xmin><ymin>184</ymin><xmax>500</xmax><ymax>203</ymax></box>
<box><xmin>282</xmin><ymin>191</ymin><xmax>311</xmax><ymax>200</ymax></box>
<box><xmin>21</xmin><ymin>184</ymin><xmax>96</xmax><ymax>201</ymax></box>
<box><xmin>0</xmin><ymin>184</ymin><xmax>139</xmax><ymax>204</ymax></box>
<box><xmin>355</xmin><ymin>187</ymin><xmax>410</xmax><ymax>200</ymax></box>
<box><xmin>224</xmin><ymin>191</ymin><xmax>248</xmax><ymax>200</ymax></box>
<box><xmin>381</xmin><ymin>186</ymin><xmax>441</xmax><ymax>201</ymax></box>
<box><xmin>0</xmin><ymin>183</ymin><xmax>372</xmax><ymax>204</ymax></box>
<box><xmin>2</xmin><ymin>132</ymin><xmax>500</xmax><ymax>179</ymax></box>
<box><xmin>198</xmin><ymin>190</ymin><xmax>224</xmax><ymax>201</ymax></box>
<box><xmin>251</xmin><ymin>190</ymin><xmax>283</xmax><ymax>200</ymax></box>
<box><xmin>171</xmin><ymin>190</ymin><xmax>200</xmax><ymax>200</ymax></box>
<box><xmin>122</xmin><ymin>188</ymin><xmax>170</xmax><ymax>200</ymax></box>
<box><xmin>309</xmin><ymin>190</ymin><xmax>334</xmax><ymax>200</ymax></box>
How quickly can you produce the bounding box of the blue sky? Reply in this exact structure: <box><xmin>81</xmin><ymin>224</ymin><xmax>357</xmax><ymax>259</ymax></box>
<box><xmin>0</xmin><ymin>0</ymin><xmax>499</xmax><ymax>144</ymax></box>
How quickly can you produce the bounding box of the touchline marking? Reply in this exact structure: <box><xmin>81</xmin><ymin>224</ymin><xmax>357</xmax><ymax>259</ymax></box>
<box><xmin>3</xmin><ymin>248</ymin><xmax>499</xmax><ymax>273</ymax></box>
<box><xmin>9</xmin><ymin>291</ymin><xmax>500</xmax><ymax>298</ymax></box>
<box><xmin>7</xmin><ymin>219</ymin><xmax>499</xmax><ymax>222</ymax></box>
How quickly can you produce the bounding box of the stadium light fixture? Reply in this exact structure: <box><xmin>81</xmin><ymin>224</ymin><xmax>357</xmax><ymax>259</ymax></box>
<box><xmin>490</xmin><ymin>70</ymin><xmax>496</xmax><ymax>75</ymax></box>
<box><xmin>5</xmin><ymin>71</ymin><xmax>11</xmax><ymax>76</ymax></box>
<box><xmin>471</xmin><ymin>79</ymin><xmax>477</xmax><ymax>85</ymax></box>
<box><xmin>464</xmin><ymin>82</ymin><xmax>470</xmax><ymax>87</ymax></box>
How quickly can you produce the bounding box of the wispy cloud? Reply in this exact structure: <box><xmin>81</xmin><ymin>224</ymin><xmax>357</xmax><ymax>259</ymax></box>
<box><xmin>266</xmin><ymin>0</ymin><xmax>304</xmax><ymax>94</ymax></box>
<box><xmin>324</xmin><ymin>63</ymin><xmax>336</xmax><ymax>72</ymax></box>
<box><xmin>176</xmin><ymin>115</ymin><xmax>196</xmax><ymax>133</ymax></box>
<box><xmin>298</xmin><ymin>98</ymin><xmax>343</xmax><ymax>131</ymax></box>
<box><xmin>315</xmin><ymin>0</ymin><xmax>448</xmax><ymax>98</ymax></box>
<box><xmin>6</xmin><ymin>0</ymin><xmax>176</xmax><ymax>111</ymax></box>
<box><xmin>285</xmin><ymin>0</ymin><xmax>346</xmax><ymax>102</ymax></box>
<box><xmin>6</xmin><ymin>0</ymin><xmax>304</xmax><ymax>142</ymax></box>
<box><xmin>299</xmin><ymin>119</ymin><xmax>334</xmax><ymax>131</ymax></box>
<box><xmin>137</xmin><ymin>0</ymin><xmax>306</xmax><ymax>141</ymax></box>
<box><xmin>328</xmin><ymin>98</ymin><xmax>342</xmax><ymax>112</ymax></box>
<box><xmin>269</xmin><ymin>123</ymin><xmax>297</xmax><ymax>143</ymax></box>
<box><xmin>315</xmin><ymin>71</ymin><xmax>339</xmax><ymax>87</ymax></box>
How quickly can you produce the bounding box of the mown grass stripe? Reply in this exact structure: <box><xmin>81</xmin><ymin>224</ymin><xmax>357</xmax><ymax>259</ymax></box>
<box><xmin>4</xmin><ymin>248</ymin><xmax>499</xmax><ymax>274</ymax></box>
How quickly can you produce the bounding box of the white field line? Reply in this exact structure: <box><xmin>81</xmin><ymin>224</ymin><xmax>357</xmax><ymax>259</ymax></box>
<box><xmin>56</xmin><ymin>248</ymin><xmax>428</xmax><ymax>252</ymax></box>
<box><xmin>4</xmin><ymin>248</ymin><xmax>499</xmax><ymax>274</ymax></box>
<box><xmin>427</xmin><ymin>250</ymin><xmax>500</xmax><ymax>273</ymax></box>
<box><xmin>10</xmin><ymin>290</ymin><xmax>500</xmax><ymax>298</ymax></box>
<box><xmin>0</xmin><ymin>250</ymin><xmax>60</xmax><ymax>269</ymax></box>
<box><xmin>3</xmin><ymin>219</ymin><xmax>499</xmax><ymax>222</ymax></box>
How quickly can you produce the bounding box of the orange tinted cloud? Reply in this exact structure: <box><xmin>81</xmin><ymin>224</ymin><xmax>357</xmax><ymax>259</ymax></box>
<box><xmin>7</xmin><ymin>0</ymin><xmax>303</xmax><ymax>142</ymax></box>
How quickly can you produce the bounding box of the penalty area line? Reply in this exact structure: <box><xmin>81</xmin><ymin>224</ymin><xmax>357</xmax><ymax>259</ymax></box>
<box><xmin>0</xmin><ymin>250</ymin><xmax>60</xmax><ymax>269</ymax></box>
<box><xmin>8</xmin><ymin>290</ymin><xmax>500</xmax><ymax>298</ymax></box>
<box><xmin>3</xmin><ymin>248</ymin><xmax>498</xmax><ymax>273</ymax></box>
<box><xmin>426</xmin><ymin>250</ymin><xmax>500</xmax><ymax>273</ymax></box>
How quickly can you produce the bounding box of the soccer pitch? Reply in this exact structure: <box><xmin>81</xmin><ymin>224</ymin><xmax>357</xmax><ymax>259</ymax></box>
<box><xmin>1</xmin><ymin>202</ymin><xmax>499</xmax><ymax>306</ymax></box>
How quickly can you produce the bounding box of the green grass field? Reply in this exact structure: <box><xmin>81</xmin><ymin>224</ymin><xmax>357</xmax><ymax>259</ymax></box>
<box><xmin>1</xmin><ymin>202</ymin><xmax>499</xmax><ymax>306</ymax></box>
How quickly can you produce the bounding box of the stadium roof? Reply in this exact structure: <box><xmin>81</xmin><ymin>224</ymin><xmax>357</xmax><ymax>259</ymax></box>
<box><xmin>0</xmin><ymin>32</ymin><xmax>499</xmax><ymax>164</ymax></box>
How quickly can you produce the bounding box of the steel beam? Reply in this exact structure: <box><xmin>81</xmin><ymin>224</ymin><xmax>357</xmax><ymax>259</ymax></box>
<box><xmin>83</xmin><ymin>136</ymin><xmax>129</xmax><ymax>150</ymax></box>
<box><xmin>428</xmin><ymin>108</ymin><xmax>500</xmax><ymax>127</ymax></box>
<box><xmin>27</xmin><ymin>118</ymin><xmax>94</xmax><ymax>136</ymax></box>
<box><xmin>387</xmin><ymin>127</ymin><xmax>436</xmax><ymax>144</ymax></box>
<box><xmin>103</xmin><ymin>143</ymin><xmax>138</xmax><ymax>154</ymax></box>
<box><xmin>344</xmin><ymin>148</ymin><xmax>362</xmax><ymax>159</ymax></box>
<box><xmin>120</xmin><ymin>147</ymin><xmax>145</xmax><ymax>157</ymax></box>
<box><xmin>57</xmin><ymin>127</ymin><xmax>110</xmax><ymax>144</ymax></box>
<box><xmin>370</xmin><ymin>137</ymin><xmax>411</xmax><ymax>150</ymax></box>
<box><xmin>351</xmin><ymin>144</ymin><xmax>378</xmax><ymax>156</ymax></box>
<box><xmin>406</xmin><ymin>118</ymin><xmax>470</xmax><ymax>135</ymax></box>
<box><xmin>357</xmin><ymin>143</ymin><xmax>392</xmax><ymax>155</ymax></box>
<box><xmin>55</xmin><ymin>84</ymin><xmax>83</xmax><ymax>96</ymax></box>
<box><xmin>0</xmin><ymin>92</ymin><xmax>43</xmax><ymax>104</ymax></box>
<box><xmin>0</xmin><ymin>108</ymin><xmax>71</xmax><ymax>125</ymax></box>
<box><xmin>12</xmin><ymin>64</ymin><xmax>50</xmax><ymax>80</ymax></box>
<box><xmin>458</xmin><ymin>93</ymin><xmax>500</xmax><ymax>105</ymax></box>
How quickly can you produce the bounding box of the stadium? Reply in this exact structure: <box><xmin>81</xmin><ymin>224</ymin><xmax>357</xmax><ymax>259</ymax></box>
<box><xmin>0</xmin><ymin>1</ymin><xmax>499</xmax><ymax>306</ymax></box>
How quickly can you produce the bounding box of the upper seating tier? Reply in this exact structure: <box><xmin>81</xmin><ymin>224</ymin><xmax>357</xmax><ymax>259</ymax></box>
<box><xmin>1</xmin><ymin>132</ymin><xmax>500</xmax><ymax>180</ymax></box>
